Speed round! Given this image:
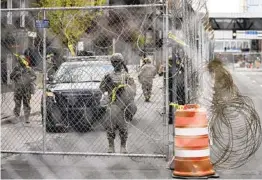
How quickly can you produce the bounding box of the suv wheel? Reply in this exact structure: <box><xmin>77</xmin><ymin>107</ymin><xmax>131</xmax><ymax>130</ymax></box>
<box><xmin>72</xmin><ymin>119</ymin><xmax>93</xmax><ymax>133</ymax></box>
<box><xmin>42</xmin><ymin>104</ymin><xmax>69</xmax><ymax>133</ymax></box>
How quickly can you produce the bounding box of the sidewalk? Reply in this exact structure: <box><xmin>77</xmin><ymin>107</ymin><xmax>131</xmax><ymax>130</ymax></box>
<box><xmin>233</xmin><ymin>68</ymin><xmax>262</xmax><ymax>72</ymax></box>
<box><xmin>1</xmin><ymin>71</ymin><xmax>43</xmax><ymax>123</ymax></box>
<box><xmin>1</xmin><ymin>89</ymin><xmax>43</xmax><ymax>124</ymax></box>
<box><xmin>232</xmin><ymin>63</ymin><xmax>262</xmax><ymax>72</ymax></box>
<box><xmin>1</xmin><ymin>154</ymin><xmax>171</xmax><ymax>179</ymax></box>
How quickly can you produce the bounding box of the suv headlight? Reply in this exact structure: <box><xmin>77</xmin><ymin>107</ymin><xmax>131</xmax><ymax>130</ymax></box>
<box><xmin>46</xmin><ymin>91</ymin><xmax>55</xmax><ymax>97</ymax></box>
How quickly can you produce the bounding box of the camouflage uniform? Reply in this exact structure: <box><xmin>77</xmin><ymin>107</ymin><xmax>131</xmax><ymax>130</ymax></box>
<box><xmin>138</xmin><ymin>58</ymin><xmax>157</xmax><ymax>102</ymax></box>
<box><xmin>46</xmin><ymin>54</ymin><xmax>58</xmax><ymax>80</ymax></box>
<box><xmin>10</xmin><ymin>56</ymin><xmax>36</xmax><ymax>123</ymax></box>
<box><xmin>100</xmin><ymin>53</ymin><xmax>137</xmax><ymax>153</ymax></box>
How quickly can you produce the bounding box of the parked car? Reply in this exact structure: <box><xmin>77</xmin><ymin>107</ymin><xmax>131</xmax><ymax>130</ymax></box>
<box><xmin>41</xmin><ymin>58</ymin><xmax>114</xmax><ymax>133</ymax></box>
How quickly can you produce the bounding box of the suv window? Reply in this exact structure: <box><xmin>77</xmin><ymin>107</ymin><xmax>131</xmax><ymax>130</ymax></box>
<box><xmin>55</xmin><ymin>63</ymin><xmax>113</xmax><ymax>83</ymax></box>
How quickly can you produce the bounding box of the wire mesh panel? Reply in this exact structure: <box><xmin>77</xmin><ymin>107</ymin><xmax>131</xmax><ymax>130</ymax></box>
<box><xmin>165</xmin><ymin>0</ymin><xmax>216</xmax><ymax>166</ymax></box>
<box><xmin>1</xmin><ymin>4</ymin><xmax>168</xmax><ymax>157</ymax></box>
<box><xmin>168</xmin><ymin>0</ymin><xmax>214</xmax><ymax>105</ymax></box>
<box><xmin>1</xmin><ymin>9</ymin><xmax>44</xmax><ymax>152</ymax></box>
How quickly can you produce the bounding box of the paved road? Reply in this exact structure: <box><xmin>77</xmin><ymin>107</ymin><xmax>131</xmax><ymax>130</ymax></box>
<box><xmin>218</xmin><ymin>70</ymin><xmax>262</xmax><ymax>178</ymax></box>
<box><xmin>1</xmin><ymin>70</ymin><xmax>262</xmax><ymax>179</ymax></box>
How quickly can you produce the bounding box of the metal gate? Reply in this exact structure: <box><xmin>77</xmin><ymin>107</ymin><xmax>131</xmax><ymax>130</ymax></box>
<box><xmin>1</xmin><ymin>3</ymin><xmax>170</xmax><ymax>159</ymax></box>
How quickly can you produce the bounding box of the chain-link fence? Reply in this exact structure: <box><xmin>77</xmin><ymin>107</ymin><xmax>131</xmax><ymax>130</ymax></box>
<box><xmin>1</xmin><ymin>4</ymin><xmax>170</xmax><ymax>159</ymax></box>
<box><xmin>1</xmin><ymin>1</ymin><xmax>213</xmax><ymax>163</ymax></box>
<box><xmin>167</xmin><ymin>0</ymin><xmax>214</xmax><ymax>119</ymax></box>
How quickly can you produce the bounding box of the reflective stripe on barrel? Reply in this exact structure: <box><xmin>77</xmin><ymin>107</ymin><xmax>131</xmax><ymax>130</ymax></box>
<box><xmin>175</xmin><ymin>149</ymin><xmax>210</xmax><ymax>158</ymax></box>
<box><xmin>175</xmin><ymin>135</ymin><xmax>209</xmax><ymax>149</ymax></box>
<box><xmin>175</xmin><ymin>127</ymin><xmax>208</xmax><ymax>136</ymax></box>
<box><xmin>175</xmin><ymin>110</ymin><xmax>207</xmax><ymax>128</ymax></box>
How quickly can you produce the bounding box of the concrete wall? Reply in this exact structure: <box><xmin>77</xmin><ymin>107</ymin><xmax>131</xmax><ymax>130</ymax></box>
<box><xmin>208</xmin><ymin>0</ymin><xmax>244</xmax><ymax>13</ymax></box>
<box><xmin>246</xmin><ymin>0</ymin><xmax>262</xmax><ymax>12</ymax></box>
<box><xmin>214</xmin><ymin>31</ymin><xmax>233</xmax><ymax>39</ymax></box>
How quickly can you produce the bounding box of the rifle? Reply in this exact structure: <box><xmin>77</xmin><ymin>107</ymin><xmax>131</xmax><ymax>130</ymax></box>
<box><xmin>122</xmin><ymin>62</ymin><xmax>129</xmax><ymax>73</ymax></box>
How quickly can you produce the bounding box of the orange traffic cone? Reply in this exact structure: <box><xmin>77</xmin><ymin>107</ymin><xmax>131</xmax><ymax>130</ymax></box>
<box><xmin>171</xmin><ymin>104</ymin><xmax>219</xmax><ymax>178</ymax></box>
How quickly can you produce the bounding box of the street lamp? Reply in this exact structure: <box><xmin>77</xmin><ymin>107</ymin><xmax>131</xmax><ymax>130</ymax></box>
<box><xmin>233</xmin><ymin>30</ymin><xmax>237</xmax><ymax>39</ymax></box>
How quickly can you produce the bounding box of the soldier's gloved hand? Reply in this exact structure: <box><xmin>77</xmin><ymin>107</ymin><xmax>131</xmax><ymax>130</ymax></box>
<box><xmin>100</xmin><ymin>92</ymin><xmax>110</xmax><ymax>107</ymax></box>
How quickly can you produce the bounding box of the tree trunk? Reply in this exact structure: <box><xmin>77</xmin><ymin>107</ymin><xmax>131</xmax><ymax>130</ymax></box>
<box><xmin>68</xmin><ymin>43</ymin><xmax>76</xmax><ymax>56</ymax></box>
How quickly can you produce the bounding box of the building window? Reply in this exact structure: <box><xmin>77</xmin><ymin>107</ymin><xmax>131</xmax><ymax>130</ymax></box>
<box><xmin>1</xmin><ymin>0</ymin><xmax>7</xmax><ymax>8</ymax></box>
<box><xmin>20</xmin><ymin>0</ymin><xmax>26</xmax><ymax>28</ymax></box>
<box><xmin>12</xmin><ymin>0</ymin><xmax>19</xmax><ymax>8</ymax></box>
<box><xmin>7</xmin><ymin>0</ymin><xmax>12</xmax><ymax>25</ymax></box>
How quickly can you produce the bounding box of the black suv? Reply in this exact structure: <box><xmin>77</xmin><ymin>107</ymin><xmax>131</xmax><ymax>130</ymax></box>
<box><xmin>42</xmin><ymin>58</ymin><xmax>113</xmax><ymax>133</ymax></box>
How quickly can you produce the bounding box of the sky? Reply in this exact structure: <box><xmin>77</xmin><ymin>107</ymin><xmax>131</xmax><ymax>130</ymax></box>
<box><xmin>207</xmin><ymin>0</ymin><xmax>244</xmax><ymax>13</ymax></box>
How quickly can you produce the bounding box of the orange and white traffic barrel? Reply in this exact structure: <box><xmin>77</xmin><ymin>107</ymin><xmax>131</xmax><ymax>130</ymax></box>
<box><xmin>172</xmin><ymin>104</ymin><xmax>218</xmax><ymax>178</ymax></box>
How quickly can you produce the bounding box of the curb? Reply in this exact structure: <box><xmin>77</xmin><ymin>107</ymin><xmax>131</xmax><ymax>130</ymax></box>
<box><xmin>233</xmin><ymin>68</ymin><xmax>262</xmax><ymax>72</ymax></box>
<box><xmin>1</xmin><ymin>111</ymin><xmax>41</xmax><ymax>125</ymax></box>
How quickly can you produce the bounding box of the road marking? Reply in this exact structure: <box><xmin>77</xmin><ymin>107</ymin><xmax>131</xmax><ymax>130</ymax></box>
<box><xmin>252</xmin><ymin>80</ymin><xmax>256</xmax><ymax>83</ymax></box>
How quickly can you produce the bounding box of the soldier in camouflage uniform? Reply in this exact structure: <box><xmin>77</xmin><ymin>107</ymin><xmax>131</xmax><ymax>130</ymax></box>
<box><xmin>138</xmin><ymin>58</ymin><xmax>157</xmax><ymax>102</ymax></box>
<box><xmin>100</xmin><ymin>53</ymin><xmax>137</xmax><ymax>153</ymax></box>
<box><xmin>10</xmin><ymin>55</ymin><xmax>37</xmax><ymax>124</ymax></box>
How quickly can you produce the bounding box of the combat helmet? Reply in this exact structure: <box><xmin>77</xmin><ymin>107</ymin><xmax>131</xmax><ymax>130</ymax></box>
<box><xmin>110</xmin><ymin>53</ymin><xmax>124</xmax><ymax>63</ymax></box>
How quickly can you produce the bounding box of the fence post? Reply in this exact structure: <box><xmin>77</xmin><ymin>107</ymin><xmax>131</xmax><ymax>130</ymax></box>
<box><xmin>182</xmin><ymin>0</ymin><xmax>189</xmax><ymax>104</ymax></box>
<box><xmin>42</xmin><ymin>10</ymin><xmax>47</xmax><ymax>153</ymax></box>
<box><xmin>162</xmin><ymin>0</ymin><xmax>170</xmax><ymax>161</ymax></box>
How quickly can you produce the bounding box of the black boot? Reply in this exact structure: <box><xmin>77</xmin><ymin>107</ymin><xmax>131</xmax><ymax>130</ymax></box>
<box><xmin>108</xmin><ymin>139</ymin><xmax>115</xmax><ymax>153</ymax></box>
<box><xmin>120</xmin><ymin>141</ymin><xmax>128</xmax><ymax>154</ymax></box>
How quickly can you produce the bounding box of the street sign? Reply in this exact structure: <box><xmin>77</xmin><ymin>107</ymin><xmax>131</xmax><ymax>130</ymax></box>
<box><xmin>28</xmin><ymin>31</ymin><xmax>37</xmax><ymax>38</ymax></box>
<box><xmin>35</xmin><ymin>19</ymin><xmax>50</xmax><ymax>28</ymax></box>
<box><xmin>245</xmin><ymin>31</ymin><xmax>258</xmax><ymax>35</ymax></box>
<box><xmin>77</xmin><ymin>42</ymin><xmax>84</xmax><ymax>51</ymax></box>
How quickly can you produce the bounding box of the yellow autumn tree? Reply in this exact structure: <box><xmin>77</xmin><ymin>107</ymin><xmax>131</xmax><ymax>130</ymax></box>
<box><xmin>38</xmin><ymin>0</ymin><xmax>106</xmax><ymax>56</ymax></box>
